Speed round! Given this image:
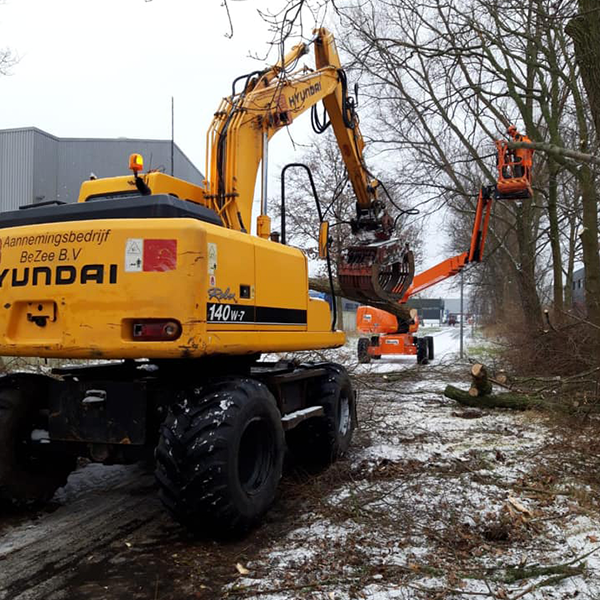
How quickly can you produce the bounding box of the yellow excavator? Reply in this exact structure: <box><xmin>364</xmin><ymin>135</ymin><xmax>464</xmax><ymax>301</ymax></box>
<box><xmin>0</xmin><ymin>29</ymin><xmax>413</xmax><ymax>534</ymax></box>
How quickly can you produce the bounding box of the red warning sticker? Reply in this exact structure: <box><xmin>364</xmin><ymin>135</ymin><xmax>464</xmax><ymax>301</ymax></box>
<box><xmin>125</xmin><ymin>238</ymin><xmax>177</xmax><ymax>272</ymax></box>
<box><xmin>143</xmin><ymin>239</ymin><xmax>177</xmax><ymax>272</ymax></box>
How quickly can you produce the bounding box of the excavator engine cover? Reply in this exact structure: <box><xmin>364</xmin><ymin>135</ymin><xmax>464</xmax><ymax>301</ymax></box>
<box><xmin>339</xmin><ymin>240</ymin><xmax>414</xmax><ymax>305</ymax></box>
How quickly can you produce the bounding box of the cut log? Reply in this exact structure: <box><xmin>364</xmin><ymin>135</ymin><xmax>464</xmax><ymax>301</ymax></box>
<box><xmin>496</xmin><ymin>369</ymin><xmax>508</xmax><ymax>385</ymax></box>
<box><xmin>470</xmin><ymin>363</ymin><xmax>493</xmax><ymax>397</ymax></box>
<box><xmin>444</xmin><ymin>385</ymin><xmax>542</xmax><ymax>410</ymax></box>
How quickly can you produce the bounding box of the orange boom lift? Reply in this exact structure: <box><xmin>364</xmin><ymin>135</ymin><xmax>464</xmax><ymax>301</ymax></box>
<box><xmin>356</xmin><ymin>128</ymin><xmax>534</xmax><ymax>364</ymax></box>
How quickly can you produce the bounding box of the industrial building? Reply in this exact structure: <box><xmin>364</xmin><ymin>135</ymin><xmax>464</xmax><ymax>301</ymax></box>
<box><xmin>0</xmin><ymin>127</ymin><xmax>203</xmax><ymax>211</ymax></box>
<box><xmin>572</xmin><ymin>267</ymin><xmax>586</xmax><ymax>314</ymax></box>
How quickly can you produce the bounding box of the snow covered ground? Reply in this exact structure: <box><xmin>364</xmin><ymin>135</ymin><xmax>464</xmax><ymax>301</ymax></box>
<box><xmin>227</xmin><ymin>327</ymin><xmax>600</xmax><ymax>600</ymax></box>
<box><xmin>1</xmin><ymin>326</ymin><xmax>598</xmax><ymax>600</ymax></box>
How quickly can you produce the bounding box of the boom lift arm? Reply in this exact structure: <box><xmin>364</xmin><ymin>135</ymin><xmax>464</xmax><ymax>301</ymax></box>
<box><xmin>355</xmin><ymin>127</ymin><xmax>534</xmax><ymax>364</ymax></box>
<box><xmin>400</xmin><ymin>185</ymin><xmax>494</xmax><ymax>302</ymax></box>
<box><xmin>366</xmin><ymin>126</ymin><xmax>534</xmax><ymax>311</ymax></box>
<box><xmin>204</xmin><ymin>28</ymin><xmax>413</xmax><ymax>304</ymax></box>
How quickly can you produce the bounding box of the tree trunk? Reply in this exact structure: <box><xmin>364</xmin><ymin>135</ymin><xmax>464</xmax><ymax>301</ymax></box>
<box><xmin>577</xmin><ymin>164</ymin><xmax>600</xmax><ymax>333</ymax></box>
<box><xmin>547</xmin><ymin>159</ymin><xmax>564</xmax><ymax>321</ymax></box>
<box><xmin>514</xmin><ymin>201</ymin><xmax>544</xmax><ymax>330</ymax></box>
<box><xmin>444</xmin><ymin>385</ymin><xmax>541</xmax><ymax>410</ymax></box>
<box><xmin>469</xmin><ymin>363</ymin><xmax>493</xmax><ymax>397</ymax></box>
<box><xmin>564</xmin><ymin>210</ymin><xmax>577</xmax><ymax>309</ymax></box>
<box><xmin>567</xmin><ymin>3</ymin><xmax>600</xmax><ymax>139</ymax></box>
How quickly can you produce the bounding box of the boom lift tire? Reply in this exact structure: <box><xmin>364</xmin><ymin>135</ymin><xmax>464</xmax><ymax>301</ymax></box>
<box><xmin>154</xmin><ymin>377</ymin><xmax>284</xmax><ymax>535</ymax></box>
<box><xmin>357</xmin><ymin>338</ymin><xmax>371</xmax><ymax>364</ymax></box>
<box><xmin>286</xmin><ymin>364</ymin><xmax>355</xmax><ymax>467</ymax></box>
<box><xmin>416</xmin><ymin>338</ymin><xmax>429</xmax><ymax>365</ymax></box>
<box><xmin>426</xmin><ymin>336</ymin><xmax>434</xmax><ymax>361</ymax></box>
<box><xmin>0</xmin><ymin>375</ymin><xmax>75</xmax><ymax>507</ymax></box>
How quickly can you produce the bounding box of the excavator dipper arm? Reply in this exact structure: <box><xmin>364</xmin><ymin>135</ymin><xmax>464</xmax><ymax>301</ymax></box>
<box><xmin>204</xmin><ymin>28</ymin><xmax>414</xmax><ymax>306</ymax></box>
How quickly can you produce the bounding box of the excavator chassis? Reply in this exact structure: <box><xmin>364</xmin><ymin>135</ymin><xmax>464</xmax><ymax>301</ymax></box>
<box><xmin>0</xmin><ymin>356</ymin><xmax>356</xmax><ymax>534</ymax></box>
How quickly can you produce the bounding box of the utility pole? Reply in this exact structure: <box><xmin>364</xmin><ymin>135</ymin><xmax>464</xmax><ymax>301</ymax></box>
<box><xmin>459</xmin><ymin>270</ymin><xmax>464</xmax><ymax>358</ymax></box>
<box><xmin>171</xmin><ymin>96</ymin><xmax>175</xmax><ymax>177</ymax></box>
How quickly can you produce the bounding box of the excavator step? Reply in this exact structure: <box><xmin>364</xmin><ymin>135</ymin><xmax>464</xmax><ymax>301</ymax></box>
<box><xmin>338</xmin><ymin>240</ymin><xmax>414</xmax><ymax>305</ymax></box>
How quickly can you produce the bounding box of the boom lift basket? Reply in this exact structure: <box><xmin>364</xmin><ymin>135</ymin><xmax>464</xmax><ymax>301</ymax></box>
<box><xmin>495</xmin><ymin>139</ymin><xmax>533</xmax><ymax>200</ymax></box>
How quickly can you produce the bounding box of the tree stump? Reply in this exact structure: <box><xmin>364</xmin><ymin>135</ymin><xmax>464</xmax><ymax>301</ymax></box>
<box><xmin>469</xmin><ymin>363</ymin><xmax>493</xmax><ymax>397</ymax></box>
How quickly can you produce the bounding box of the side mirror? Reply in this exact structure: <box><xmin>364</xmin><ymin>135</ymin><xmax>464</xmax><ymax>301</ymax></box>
<box><xmin>318</xmin><ymin>221</ymin><xmax>330</xmax><ymax>259</ymax></box>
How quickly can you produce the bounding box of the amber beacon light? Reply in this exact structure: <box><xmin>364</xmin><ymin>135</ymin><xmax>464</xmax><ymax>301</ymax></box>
<box><xmin>129</xmin><ymin>153</ymin><xmax>144</xmax><ymax>173</ymax></box>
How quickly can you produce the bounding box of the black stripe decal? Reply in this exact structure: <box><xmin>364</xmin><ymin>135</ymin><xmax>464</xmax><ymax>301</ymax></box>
<box><xmin>255</xmin><ymin>306</ymin><xmax>307</xmax><ymax>325</ymax></box>
<box><xmin>207</xmin><ymin>303</ymin><xmax>307</xmax><ymax>325</ymax></box>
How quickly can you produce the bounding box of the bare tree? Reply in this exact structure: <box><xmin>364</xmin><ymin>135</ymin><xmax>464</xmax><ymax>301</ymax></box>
<box><xmin>330</xmin><ymin>0</ymin><xmax>600</xmax><ymax>336</ymax></box>
<box><xmin>229</xmin><ymin>0</ymin><xmax>599</xmax><ymax>340</ymax></box>
<box><xmin>0</xmin><ymin>1</ymin><xmax>15</xmax><ymax>76</ymax></box>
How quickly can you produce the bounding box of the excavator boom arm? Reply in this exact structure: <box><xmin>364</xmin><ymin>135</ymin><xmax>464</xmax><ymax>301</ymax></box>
<box><xmin>205</xmin><ymin>28</ymin><xmax>382</xmax><ymax>235</ymax></box>
<box><xmin>204</xmin><ymin>27</ymin><xmax>414</xmax><ymax>305</ymax></box>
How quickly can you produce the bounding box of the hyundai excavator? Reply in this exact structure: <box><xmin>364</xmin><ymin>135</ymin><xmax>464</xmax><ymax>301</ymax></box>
<box><xmin>0</xmin><ymin>29</ymin><xmax>414</xmax><ymax>534</ymax></box>
<box><xmin>356</xmin><ymin>128</ymin><xmax>534</xmax><ymax>364</ymax></box>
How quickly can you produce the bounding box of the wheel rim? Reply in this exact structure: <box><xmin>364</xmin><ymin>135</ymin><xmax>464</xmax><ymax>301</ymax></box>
<box><xmin>238</xmin><ymin>417</ymin><xmax>274</xmax><ymax>495</ymax></box>
<box><xmin>337</xmin><ymin>390</ymin><xmax>351</xmax><ymax>437</ymax></box>
<box><xmin>15</xmin><ymin>407</ymin><xmax>48</xmax><ymax>470</ymax></box>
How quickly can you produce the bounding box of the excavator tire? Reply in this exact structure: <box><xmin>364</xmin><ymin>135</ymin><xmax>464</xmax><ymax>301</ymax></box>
<box><xmin>155</xmin><ymin>377</ymin><xmax>284</xmax><ymax>536</ymax></box>
<box><xmin>416</xmin><ymin>338</ymin><xmax>429</xmax><ymax>365</ymax></box>
<box><xmin>426</xmin><ymin>336</ymin><xmax>434</xmax><ymax>361</ymax></box>
<box><xmin>286</xmin><ymin>364</ymin><xmax>355</xmax><ymax>467</ymax></box>
<box><xmin>357</xmin><ymin>338</ymin><xmax>371</xmax><ymax>364</ymax></box>
<box><xmin>0</xmin><ymin>375</ymin><xmax>75</xmax><ymax>508</ymax></box>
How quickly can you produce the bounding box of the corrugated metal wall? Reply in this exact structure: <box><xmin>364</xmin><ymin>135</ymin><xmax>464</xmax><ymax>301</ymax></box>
<box><xmin>0</xmin><ymin>129</ymin><xmax>35</xmax><ymax>211</ymax></box>
<box><xmin>0</xmin><ymin>128</ymin><xmax>204</xmax><ymax>209</ymax></box>
<box><xmin>33</xmin><ymin>129</ymin><xmax>59</xmax><ymax>205</ymax></box>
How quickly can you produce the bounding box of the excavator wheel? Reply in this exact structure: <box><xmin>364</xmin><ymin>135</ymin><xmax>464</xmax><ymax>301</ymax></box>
<box><xmin>357</xmin><ymin>338</ymin><xmax>371</xmax><ymax>364</ymax></box>
<box><xmin>285</xmin><ymin>364</ymin><xmax>355</xmax><ymax>468</ymax></box>
<box><xmin>0</xmin><ymin>375</ymin><xmax>76</xmax><ymax>508</ymax></box>
<box><xmin>155</xmin><ymin>377</ymin><xmax>284</xmax><ymax>536</ymax></box>
<box><xmin>416</xmin><ymin>338</ymin><xmax>429</xmax><ymax>365</ymax></box>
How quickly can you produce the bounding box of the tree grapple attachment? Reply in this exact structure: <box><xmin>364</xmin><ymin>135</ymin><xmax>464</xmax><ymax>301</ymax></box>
<box><xmin>338</xmin><ymin>239</ymin><xmax>415</xmax><ymax>305</ymax></box>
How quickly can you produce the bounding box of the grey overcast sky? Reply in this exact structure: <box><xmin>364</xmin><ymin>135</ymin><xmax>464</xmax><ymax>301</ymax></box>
<box><xmin>0</xmin><ymin>0</ymin><xmax>312</xmax><ymax>171</ymax></box>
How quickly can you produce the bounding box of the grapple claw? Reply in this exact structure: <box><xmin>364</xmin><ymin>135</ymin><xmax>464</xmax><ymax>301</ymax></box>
<box><xmin>338</xmin><ymin>240</ymin><xmax>414</xmax><ymax>305</ymax></box>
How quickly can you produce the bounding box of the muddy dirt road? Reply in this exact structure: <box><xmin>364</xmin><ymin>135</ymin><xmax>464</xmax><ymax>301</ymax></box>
<box><xmin>0</xmin><ymin>465</ymin><xmax>178</xmax><ymax>600</ymax></box>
